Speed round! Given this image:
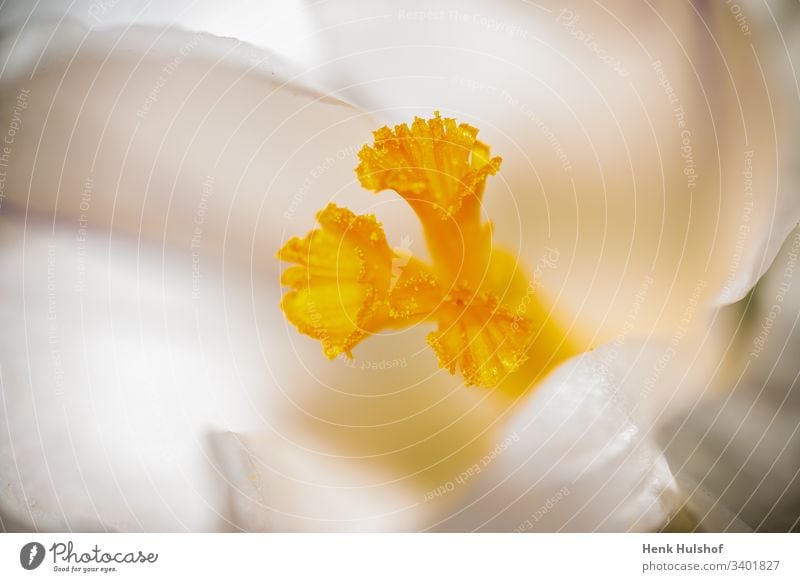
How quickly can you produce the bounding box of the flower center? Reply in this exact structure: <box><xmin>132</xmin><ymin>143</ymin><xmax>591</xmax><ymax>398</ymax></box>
<box><xmin>277</xmin><ymin>113</ymin><xmax>578</xmax><ymax>389</ymax></box>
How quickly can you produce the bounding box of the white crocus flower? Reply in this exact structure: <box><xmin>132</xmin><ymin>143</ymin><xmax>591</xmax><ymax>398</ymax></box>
<box><xmin>1</xmin><ymin>1</ymin><xmax>798</xmax><ymax>532</ymax></box>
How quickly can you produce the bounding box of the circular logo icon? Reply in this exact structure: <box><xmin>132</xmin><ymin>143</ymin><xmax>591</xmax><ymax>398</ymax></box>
<box><xmin>19</xmin><ymin>542</ymin><xmax>46</xmax><ymax>570</ymax></box>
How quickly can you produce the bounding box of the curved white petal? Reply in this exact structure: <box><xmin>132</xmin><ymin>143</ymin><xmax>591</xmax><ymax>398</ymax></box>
<box><xmin>660</xmin><ymin>225</ymin><xmax>800</xmax><ymax>531</ymax></box>
<box><xmin>736</xmin><ymin>225</ymin><xmax>800</xmax><ymax>390</ymax></box>
<box><xmin>0</xmin><ymin>216</ymin><xmax>286</xmax><ymax>531</ymax></box>
<box><xmin>209</xmin><ymin>431</ymin><xmax>423</xmax><ymax>532</ymax></box>
<box><xmin>0</xmin><ymin>21</ymin><xmax>381</xmax><ymax>273</ymax></box>
<box><xmin>716</xmin><ymin>0</ymin><xmax>800</xmax><ymax>305</ymax></box>
<box><xmin>431</xmin><ymin>335</ymin><xmax>724</xmax><ymax>531</ymax></box>
<box><xmin>0</xmin><ymin>0</ymin><xmax>318</xmax><ymax>68</ymax></box>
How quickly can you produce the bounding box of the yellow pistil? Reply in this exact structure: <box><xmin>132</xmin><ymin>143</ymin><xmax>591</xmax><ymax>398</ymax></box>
<box><xmin>278</xmin><ymin>113</ymin><xmax>578</xmax><ymax>389</ymax></box>
<box><xmin>357</xmin><ymin>112</ymin><xmax>500</xmax><ymax>287</ymax></box>
<box><xmin>277</xmin><ymin>204</ymin><xmax>394</xmax><ymax>359</ymax></box>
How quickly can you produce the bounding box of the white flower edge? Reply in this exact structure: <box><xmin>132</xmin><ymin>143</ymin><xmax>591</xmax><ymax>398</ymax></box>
<box><xmin>0</xmin><ymin>19</ymin><xmax>380</xmax><ymax>264</ymax></box>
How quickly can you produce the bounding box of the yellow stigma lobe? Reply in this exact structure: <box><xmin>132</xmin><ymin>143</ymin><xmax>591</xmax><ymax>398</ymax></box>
<box><xmin>277</xmin><ymin>204</ymin><xmax>394</xmax><ymax>359</ymax></box>
<box><xmin>356</xmin><ymin>111</ymin><xmax>502</xmax><ymax>220</ymax></box>
<box><xmin>427</xmin><ymin>290</ymin><xmax>531</xmax><ymax>387</ymax></box>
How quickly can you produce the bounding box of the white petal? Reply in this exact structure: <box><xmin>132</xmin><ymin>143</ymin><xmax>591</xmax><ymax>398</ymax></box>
<box><xmin>737</xmin><ymin>225</ymin><xmax>800</xmax><ymax>389</ymax></box>
<box><xmin>209</xmin><ymin>431</ymin><xmax>423</xmax><ymax>532</ymax></box>
<box><xmin>713</xmin><ymin>1</ymin><xmax>800</xmax><ymax>304</ymax></box>
<box><xmin>431</xmin><ymin>337</ymin><xmax>725</xmax><ymax>531</ymax></box>
<box><xmin>659</xmin><ymin>225</ymin><xmax>800</xmax><ymax>531</ymax></box>
<box><xmin>0</xmin><ymin>0</ymin><xmax>318</xmax><ymax>67</ymax></box>
<box><xmin>0</xmin><ymin>216</ymin><xmax>291</xmax><ymax>531</ymax></box>
<box><xmin>0</xmin><ymin>21</ymin><xmax>381</xmax><ymax>274</ymax></box>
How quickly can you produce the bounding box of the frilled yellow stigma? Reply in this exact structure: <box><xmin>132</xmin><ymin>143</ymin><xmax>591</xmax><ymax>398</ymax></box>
<box><xmin>277</xmin><ymin>203</ymin><xmax>440</xmax><ymax>359</ymax></box>
<box><xmin>356</xmin><ymin>112</ymin><xmax>501</xmax><ymax>219</ymax></box>
<box><xmin>428</xmin><ymin>289</ymin><xmax>532</xmax><ymax>387</ymax></box>
<box><xmin>277</xmin><ymin>204</ymin><xmax>393</xmax><ymax>358</ymax></box>
<box><xmin>278</xmin><ymin>113</ymin><xmax>577</xmax><ymax>388</ymax></box>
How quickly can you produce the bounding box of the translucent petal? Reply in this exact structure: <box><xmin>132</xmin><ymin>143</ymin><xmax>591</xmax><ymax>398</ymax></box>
<box><xmin>433</xmin><ymin>340</ymin><xmax>706</xmax><ymax>531</ymax></box>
